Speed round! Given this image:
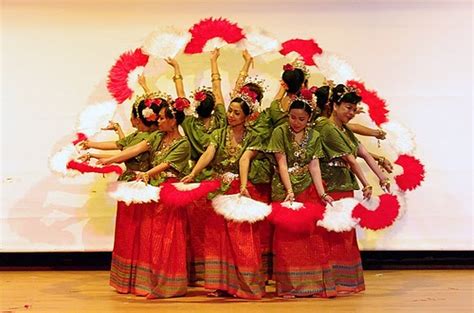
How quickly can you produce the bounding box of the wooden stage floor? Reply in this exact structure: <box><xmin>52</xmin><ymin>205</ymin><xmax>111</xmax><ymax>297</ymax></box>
<box><xmin>1</xmin><ymin>270</ymin><xmax>473</xmax><ymax>313</ymax></box>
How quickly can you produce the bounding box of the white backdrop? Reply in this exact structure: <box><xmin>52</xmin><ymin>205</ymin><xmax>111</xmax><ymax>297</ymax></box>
<box><xmin>1</xmin><ymin>0</ymin><xmax>472</xmax><ymax>252</ymax></box>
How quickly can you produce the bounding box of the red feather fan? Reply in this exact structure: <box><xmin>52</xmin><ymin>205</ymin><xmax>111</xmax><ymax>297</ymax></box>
<box><xmin>107</xmin><ymin>48</ymin><xmax>149</xmax><ymax>104</ymax></box>
<box><xmin>184</xmin><ymin>17</ymin><xmax>245</xmax><ymax>54</ymax></box>
<box><xmin>346</xmin><ymin>80</ymin><xmax>389</xmax><ymax>126</ymax></box>
<box><xmin>268</xmin><ymin>201</ymin><xmax>326</xmax><ymax>234</ymax></box>
<box><xmin>72</xmin><ymin>132</ymin><xmax>87</xmax><ymax>145</ymax></box>
<box><xmin>279</xmin><ymin>39</ymin><xmax>323</xmax><ymax>66</ymax></box>
<box><xmin>159</xmin><ymin>179</ymin><xmax>221</xmax><ymax>209</ymax></box>
<box><xmin>394</xmin><ymin>154</ymin><xmax>425</xmax><ymax>191</ymax></box>
<box><xmin>352</xmin><ymin>194</ymin><xmax>400</xmax><ymax>230</ymax></box>
<box><xmin>67</xmin><ymin>160</ymin><xmax>123</xmax><ymax>175</ymax></box>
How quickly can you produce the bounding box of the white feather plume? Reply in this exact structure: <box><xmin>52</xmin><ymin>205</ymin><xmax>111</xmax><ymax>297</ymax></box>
<box><xmin>142</xmin><ymin>30</ymin><xmax>191</xmax><ymax>58</ymax></box>
<box><xmin>381</xmin><ymin>121</ymin><xmax>416</xmax><ymax>155</ymax></box>
<box><xmin>238</xmin><ymin>28</ymin><xmax>279</xmax><ymax>57</ymax></box>
<box><xmin>212</xmin><ymin>194</ymin><xmax>271</xmax><ymax>223</ymax></box>
<box><xmin>317</xmin><ymin>198</ymin><xmax>360</xmax><ymax>232</ymax></box>
<box><xmin>108</xmin><ymin>181</ymin><xmax>161</xmax><ymax>205</ymax></box>
<box><xmin>314</xmin><ymin>52</ymin><xmax>358</xmax><ymax>83</ymax></box>
<box><xmin>280</xmin><ymin>201</ymin><xmax>304</xmax><ymax>211</ymax></box>
<box><xmin>76</xmin><ymin>100</ymin><xmax>117</xmax><ymax>137</ymax></box>
<box><xmin>127</xmin><ymin>66</ymin><xmax>146</xmax><ymax>93</ymax></box>
<box><xmin>172</xmin><ymin>182</ymin><xmax>201</xmax><ymax>191</ymax></box>
<box><xmin>49</xmin><ymin>143</ymin><xmax>80</xmax><ymax>177</ymax></box>
<box><xmin>203</xmin><ymin>38</ymin><xmax>228</xmax><ymax>52</ymax></box>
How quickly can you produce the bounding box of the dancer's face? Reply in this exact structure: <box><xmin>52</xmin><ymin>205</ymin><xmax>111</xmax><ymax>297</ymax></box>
<box><xmin>226</xmin><ymin>102</ymin><xmax>246</xmax><ymax>127</ymax></box>
<box><xmin>333</xmin><ymin>102</ymin><xmax>357</xmax><ymax>124</ymax></box>
<box><xmin>289</xmin><ymin>108</ymin><xmax>310</xmax><ymax>133</ymax></box>
<box><xmin>158</xmin><ymin>108</ymin><xmax>176</xmax><ymax>132</ymax></box>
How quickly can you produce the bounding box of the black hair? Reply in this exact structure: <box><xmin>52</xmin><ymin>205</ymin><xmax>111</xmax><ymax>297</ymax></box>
<box><xmin>289</xmin><ymin>99</ymin><xmax>312</xmax><ymax>116</ymax></box>
<box><xmin>137</xmin><ymin>99</ymin><xmax>162</xmax><ymax>127</ymax></box>
<box><xmin>331</xmin><ymin>84</ymin><xmax>362</xmax><ymax>106</ymax></box>
<box><xmin>162</xmin><ymin>105</ymin><xmax>185</xmax><ymax>125</ymax></box>
<box><xmin>242</xmin><ymin>82</ymin><xmax>264</xmax><ymax>103</ymax></box>
<box><xmin>314</xmin><ymin>86</ymin><xmax>330</xmax><ymax>113</ymax></box>
<box><xmin>282</xmin><ymin>68</ymin><xmax>305</xmax><ymax>94</ymax></box>
<box><xmin>131</xmin><ymin>104</ymin><xmax>138</xmax><ymax>118</ymax></box>
<box><xmin>195</xmin><ymin>90</ymin><xmax>216</xmax><ymax>118</ymax></box>
<box><xmin>230</xmin><ymin>97</ymin><xmax>251</xmax><ymax>116</ymax></box>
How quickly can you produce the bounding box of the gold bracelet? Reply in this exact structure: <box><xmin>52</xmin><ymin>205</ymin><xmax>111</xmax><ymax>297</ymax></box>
<box><xmin>172</xmin><ymin>75</ymin><xmax>183</xmax><ymax>81</ymax></box>
<box><xmin>211</xmin><ymin>73</ymin><xmax>221</xmax><ymax>78</ymax></box>
<box><xmin>211</xmin><ymin>77</ymin><xmax>221</xmax><ymax>82</ymax></box>
<box><xmin>379</xmin><ymin>178</ymin><xmax>390</xmax><ymax>187</ymax></box>
<box><xmin>239</xmin><ymin>71</ymin><xmax>248</xmax><ymax>77</ymax></box>
<box><xmin>320</xmin><ymin>193</ymin><xmax>328</xmax><ymax>199</ymax></box>
<box><xmin>362</xmin><ymin>185</ymin><xmax>373</xmax><ymax>192</ymax></box>
<box><xmin>377</xmin><ymin>156</ymin><xmax>385</xmax><ymax>166</ymax></box>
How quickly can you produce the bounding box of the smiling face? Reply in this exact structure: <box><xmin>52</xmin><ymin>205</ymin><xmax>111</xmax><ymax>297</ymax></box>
<box><xmin>157</xmin><ymin>107</ymin><xmax>176</xmax><ymax>133</ymax></box>
<box><xmin>333</xmin><ymin>101</ymin><xmax>357</xmax><ymax>124</ymax></box>
<box><xmin>226</xmin><ymin>102</ymin><xmax>247</xmax><ymax>127</ymax></box>
<box><xmin>289</xmin><ymin>108</ymin><xmax>310</xmax><ymax>133</ymax></box>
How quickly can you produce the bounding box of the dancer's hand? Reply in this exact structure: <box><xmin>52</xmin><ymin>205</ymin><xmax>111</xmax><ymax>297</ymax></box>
<box><xmin>97</xmin><ymin>157</ymin><xmax>112</xmax><ymax>166</ymax></box>
<box><xmin>210</xmin><ymin>48</ymin><xmax>220</xmax><ymax>61</ymax></box>
<box><xmin>321</xmin><ymin>193</ymin><xmax>334</xmax><ymax>206</ymax></box>
<box><xmin>79</xmin><ymin>140</ymin><xmax>90</xmax><ymax>150</ymax></box>
<box><xmin>240</xmin><ymin>185</ymin><xmax>251</xmax><ymax>198</ymax></box>
<box><xmin>78</xmin><ymin>153</ymin><xmax>91</xmax><ymax>162</ymax></box>
<box><xmin>135</xmin><ymin>172</ymin><xmax>149</xmax><ymax>184</ymax></box>
<box><xmin>375</xmin><ymin>128</ymin><xmax>387</xmax><ymax>140</ymax></box>
<box><xmin>284</xmin><ymin>191</ymin><xmax>295</xmax><ymax>203</ymax></box>
<box><xmin>165</xmin><ymin>57</ymin><xmax>179</xmax><ymax>68</ymax></box>
<box><xmin>362</xmin><ymin>185</ymin><xmax>373</xmax><ymax>199</ymax></box>
<box><xmin>378</xmin><ymin>157</ymin><xmax>393</xmax><ymax>173</ymax></box>
<box><xmin>102</xmin><ymin>121</ymin><xmax>120</xmax><ymax>131</ymax></box>
<box><xmin>181</xmin><ymin>173</ymin><xmax>195</xmax><ymax>183</ymax></box>
<box><xmin>379</xmin><ymin>178</ymin><xmax>391</xmax><ymax>193</ymax></box>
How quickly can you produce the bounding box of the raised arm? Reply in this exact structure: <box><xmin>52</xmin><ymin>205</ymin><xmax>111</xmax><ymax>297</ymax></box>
<box><xmin>165</xmin><ymin>57</ymin><xmax>186</xmax><ymax>98</ymax></box>
<box><xmin>232</xmin><ymin>50</ymin><xmax>253</xmax><ymax>96</ymax></box>
<box><xmin>275</xmin><ymin>152</ymin><xmax>294</xmax><ymax>202</ymax></box>
<box><xmin>101</xmin><ymin>121</ymin><xmax>125</xmax><ymax>139</ymax></box>
<box><xmin>181</xmin><ymin>144</ymin><xmax>217</xmax><ymax>183</ymax></box>
<box><xmin>238</xmin><ymin>150</ymin><xmax>258</xmax><ymax>197</ymax></box>
<box><xmin>210</xmin><ymin>49</ymin><xmax>224</xmax><ymax>104</ymax></box>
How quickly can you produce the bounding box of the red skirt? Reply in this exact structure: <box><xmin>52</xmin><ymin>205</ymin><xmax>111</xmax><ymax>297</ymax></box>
<box><xmin>327</xmin><ymin>191</ymin><xmax>365</xmax><ymax>294</ymax></box>
<box><xmin>110</xmin><ymin>201</ymin><xmax>152</xmax><ymax>294</ymax></box>
<box><xmin>186</xmin><ymin>197</ymin><xmax>210</xmax><ymax>283</ymax></box>
<box><xmin>109</xmin><ymin>179</ymin><xmax>188</xmax><ymax>299</ymax></box>
<box><xmin>272</xmin><ymin>185</ymin><xmax>337</xmax><ymax>297</ymax></box>
<box><xmin>203</xmin><ymin>180</ymin><xmax>266</xmax><ymax>299</ymax></box>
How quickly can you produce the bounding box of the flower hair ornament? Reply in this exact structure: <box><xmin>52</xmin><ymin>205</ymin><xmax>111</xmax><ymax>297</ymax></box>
<box><xmin>189</xmin><ymin>86</ymin><xmax>214</xmax><ymax>117</ymax></box>
<box><xmin>134</xmin><ymin>91</ymin><xmax>172</xmax><ymax>122</ymax></box>
<box><xmin>290</xmin><ymin>88</ymin><xmax>317</xmax><ymax>114</ymax></box>
<box><xmin>333</xmin><ymin>85</ymin><xmax>362</xmax><ymax>104</ymax></box>
<box><xmin>235</xmin><ymin>85</ymin><xmax>261</xmax><ymax>114</ymax></box>
<box><xmin>243</xmin><ymin>76</ymin><xmax>268</xmax><ymax>98</ymax></box>
<box><xmin>282</xmin><ymin>59</ymin><xmax>311</xmax><ymax>79</ymax></box>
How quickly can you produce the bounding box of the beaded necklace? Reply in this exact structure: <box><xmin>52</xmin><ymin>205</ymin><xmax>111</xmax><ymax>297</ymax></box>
<box><xmin>288</xmin><ymin>125</ymin><xmax>311</xmax><ymax>166</ymax></box>
<box><xmin>225</xmin><ymin>127</ymin><xmax>247</xmax><ymax>164</ymax></box>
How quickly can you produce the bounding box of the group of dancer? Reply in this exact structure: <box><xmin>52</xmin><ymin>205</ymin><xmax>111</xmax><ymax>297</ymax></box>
<box><xmin>81</xmin><ymin>48</ymin><xmax>393</xmax><ymax>300</ymax></box>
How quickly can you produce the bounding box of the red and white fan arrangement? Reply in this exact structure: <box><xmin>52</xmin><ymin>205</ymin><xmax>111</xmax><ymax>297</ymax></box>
<box><xmin>49</xmin><ymin>17</ymin><xmax>425</xmax><ymax>232</ymax></box>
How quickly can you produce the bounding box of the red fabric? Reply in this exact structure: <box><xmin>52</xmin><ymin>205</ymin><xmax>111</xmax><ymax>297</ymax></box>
<box><xmin>107</xmin><ymin>48</ymin><xmax>149</xmax><ymax>104</ymax></box>
<box><xmin>346</xmin><ymin>80</ymin><xmax>389</xmax><ymax>126</ymax></box>
<box><xmin>67</xmin><ymin>160</ymin><xmax>123</xmax><ymax>175</ymax></box>
<box><xmin>184</xmin><ymin>18</ymin><xmax>245</xmax><ymax>54</ymax></box>
<box><xmin>352</xmin><ymin>193</ymin><xmax>400</xmax><ymax>230</ymax></box>
<box><xmin>203</xmin><ymin>179</ymin><xmax>266</xmax><ymax>299</ymax></box>
<box><xmin>109</xmin><ymin>178</ymin><xmax>188</xmax><ymax>299</ymax></box>
<box><xmin>186</xmin><ymin>197</ymin><xmax>212</xmax><ymax>283</ymax></box>
<box><xmin>326</xmin><ymin>191</ymin><xmax>365</xmax><ymax>294</ymax></box>
<box><xmin>273</xmin><ymin>184</ymin><xmax>337</xmax><ymax>297</ymax></box>
<box><xmin>279</xmin><ymin>38</ymin><xmax>323</xmax><ymax>66</ymax></box>
<box><xmin>269</xmin><ymin>200</ymin><xmax>326</xmax><ymax>234</ymax></box>
<box><xmin>160</xmin><ymin>179</ymin><xmax>221</xmax><ymax>209</ymax></box>
<box><xmin>394</xmin><ymin>154</ymin><xmax>425</xmax><ymax>191</ymax></box>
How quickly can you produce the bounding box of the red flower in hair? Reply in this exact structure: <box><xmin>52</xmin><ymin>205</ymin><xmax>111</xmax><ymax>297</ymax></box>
<box><xmin>300</xmin><ymin>88</ymin><xmax>313</xmax><ymax>101</ymax></box>
<box><xmin>194</xmin><ymin>91</ymin><xmax>207</xmax><ymax>102</ymax></box>
<box><xmin>145</xmin><ymin>98</ymin><xmax>162</xmax><ymax>107</ymax></box>
<box><xmin>283</xmin><ymin>63</ymin><xmax>294</xmax><ymax>71</ymax></box>
<box><xmin>309</xmin><ymin>86</ymin><xmax>318</xmax><ymax>93</ymax></box>
<box><xmin>174</xmin><ymin>97</ymin><xmax>191</xmax><ymax>111</ymax></box>
<box><xmin>240</xmin><ymin>86</ymin><xmax>258</xmax><ymax>103</ymax></box>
